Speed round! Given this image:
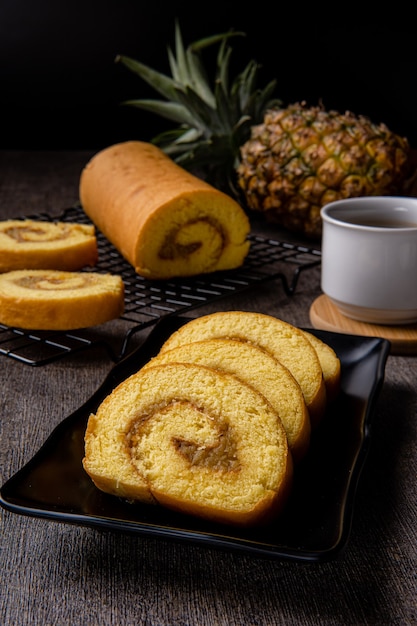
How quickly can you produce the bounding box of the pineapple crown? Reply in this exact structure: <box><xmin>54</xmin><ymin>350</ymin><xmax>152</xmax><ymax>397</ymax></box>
<box><xmin>115</xmin><ymin>22</ymin><xmax>281</xmax><ymax>191</ymax></box>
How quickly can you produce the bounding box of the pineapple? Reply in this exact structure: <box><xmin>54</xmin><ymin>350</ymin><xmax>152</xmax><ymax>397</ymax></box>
<box><xmin>237</xmin><ymin>103</ymin><xmax>411</xmax><ymax>238</ymax></box>
<box><xmin>116</xmin><ymin>25</ymin><xmax>412</xmax><ymax>239</ymax></box>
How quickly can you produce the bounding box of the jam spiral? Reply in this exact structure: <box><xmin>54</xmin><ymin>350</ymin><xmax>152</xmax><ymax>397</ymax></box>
<box><xmin>158</xmin><ymin>217</ymin><xmax>225</xmax><ymax>263</ymax></box>
<box><xmin>3</xmin><ymin>221</ymin><xmax>74</xmax><ymax>243</ymax></box>
<box><xmin>136</xmin><ymin>210</ymin><xmax>240</xmax><ymax>279</ymax></box>
<box><xmin>15</xmin><ymin>272</ymin><xmax>99</xmax><ymax>291</ymax></box>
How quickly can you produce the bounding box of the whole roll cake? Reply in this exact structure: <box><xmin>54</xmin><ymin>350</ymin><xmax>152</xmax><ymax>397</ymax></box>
<box><xmin>79</xmin><ymin>141</ymin><xmax>251</xmax><ymax>279</ymax></box>
<box><xmin>83</xmin><ymin>362</ymin><xmax>293</xmax><ymax>527</ymax></box>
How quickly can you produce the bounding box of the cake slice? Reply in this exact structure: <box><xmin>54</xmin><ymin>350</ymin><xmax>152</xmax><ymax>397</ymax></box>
<box><xmin>83</xmin><ymin>362</ymin><xmax>293</xmax><ymax>527</ymax></box>
<box><xmin>0</xmin><ymin>219</ymin><xmax>98</xmax><ymax>272</ymax></box>
<box><xmin>302</xmin><ymin>330</ymin><xmax>341</xmax><ymax>403</ymax></box>
<box><xmin>0</xmin><ymin>269</ymin><xmax>124</xmax><ymax>330</ymax></box>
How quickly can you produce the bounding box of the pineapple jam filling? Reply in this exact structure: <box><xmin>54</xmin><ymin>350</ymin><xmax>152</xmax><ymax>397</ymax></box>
<box><xmin>125</xmin><ymin>401</ymin><xmax>241</xmax><ymax>474</ymax></box>
<box><xmin>15</xmin><ymin>273</ymin><xmax>96</xmax><ymax>291</ymax></box>
<box><xmin>173</xmin><ymin>425</ymin><xmax>240</xmax><ymax>472</ymax></box>
<box><xmin>0</xmin><ymin>221</ymin><xmax>93</xmax><ymax>246</ymax></box>
<box><xmin>158</xmin><ymin>216</ymin><xmax>225</xmax><ymax>262</ymax></box>
<box><xmin>133</xmin><ymin>192</ymin><xmax>249</xmax><ymax>278</ymax></box>
<box><xmin>4</xmin><ymin>224</ymin><xmax>71</xmax><ymax>243</ymax></box>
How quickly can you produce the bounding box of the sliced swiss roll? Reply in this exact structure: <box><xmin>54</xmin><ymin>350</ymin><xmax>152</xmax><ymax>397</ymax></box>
<box><xmin>143</xmin><ymin>337</ymin><xmax>311</xmax><ymax>462</ymax></box>
<box><xmin>159</xmin><ymin>311</ymin><xmax>328</xmax><ymax>427</ymax></box>
<box><xmin>0</xmin><ymin>219</ymin><xmax>98</xmax><ymax>272</ymax></box>
<box><xmin>0</xmin><ymin>269</ymin><xmax>124</xmax><ymax>330</ymax></box>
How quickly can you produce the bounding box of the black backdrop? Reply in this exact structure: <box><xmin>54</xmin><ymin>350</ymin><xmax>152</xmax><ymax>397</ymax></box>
<box><xmin>1</xmin><ymin>0</ymin><xmax>416</xmax><ymax>150</ymax></box>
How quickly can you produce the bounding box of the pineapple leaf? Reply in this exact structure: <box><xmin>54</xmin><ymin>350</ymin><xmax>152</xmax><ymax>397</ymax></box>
<box><xmin>184</xmin><ymin>48</ymin><xmax>216</xmax><ymax>107</ymax></box>
<box><xmin>120</xmin><ymin>98</ymin><xmax>196</xmax><ymax>126</ymax></box>
<box><xmin>189</xmin><ymin>30</ymin><xmax>246</xmax><ymax>53</ymax></box>
<box><xmin>151</xmin><ymin>127</ymin><xmax>203</xmax><ymax>150</ymax></box>
<box><xmin>115</xmin><ymin>55</ymin><xmax>181</xmax><ymax>102</ymax></box>
<box><xmin>213</xmin><ymin>80</ymin><xmax>235</xmax><ymax>134</ymax></box>
<box><xmin>171</xmin><ymin>21</ymin><xmax>188</xmax><ymax>83</ymax></box>
<box><xmin>174</xmin><ymin>87</ymin><xmax>222</xmax><ymax>135</ymax></box>
<box><xmin>236</xmin><ymin>61</ymin><xmax>259</xmax><ymax>108</ymax></box>
<box><xmin>217</xmin><ymin>44</ymin><xmax>232</xmax><ymax>95</ymax></box>
<box><xmin>169</xmin><ymin>22</ymin><xmax>207</xmax><ymax>98</ymax></box>
<box><xmin>167</xmin><ymin>45</ymin><xmax>215</xmax><ymax>107</ymax></box>
<box><xmin>252</xmin><ymin>81</ymin><xmax>281</xmax><ymax>120</ymax></box>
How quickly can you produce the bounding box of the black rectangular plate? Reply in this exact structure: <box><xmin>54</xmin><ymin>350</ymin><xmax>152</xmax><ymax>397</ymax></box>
<box><xmin>0</xmin><ymin>317</ymin><xmax>390</xmax><ymax>561</ymax></box>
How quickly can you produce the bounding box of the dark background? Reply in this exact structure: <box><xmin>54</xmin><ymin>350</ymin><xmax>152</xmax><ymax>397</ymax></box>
<box><xmin>1</xmin><ymin>1</ymin><xmax>416</xmax><ymax>150</ymax></box>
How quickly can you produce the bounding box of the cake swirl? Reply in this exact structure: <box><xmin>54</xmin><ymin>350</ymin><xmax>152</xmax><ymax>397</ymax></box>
<box><xmin>159</xmin><ymin>217</ymin><xmax>225</xmax><ymax>263</ymax></box>
<box><xmin>83</xmin><ymin>363</ymin><xmax>293</xmax><ymax>527</ymax></box>
<box><xmin>15</xmin><ymin>272</ymin><xmax>98</xmax><ymax>290</ymax></box>
<box><xmin>0</xmin><ymin>220</ymin><xmax>98</xmax><ymax>272</ymax></box>
<box><xmin>4</xmin><ymin>221</ymin><xmax>76</xmax><ymax>243</ymax></box>
<box><xmin>0</xmin><ymin>269</ymin><xmax>124</xmax><ymax>330</ymax></box>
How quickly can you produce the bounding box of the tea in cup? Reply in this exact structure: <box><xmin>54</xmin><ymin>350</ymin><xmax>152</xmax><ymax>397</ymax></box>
<box><xmin>320</xmin><ymin>196</ymin><xmax>417</xmax><ymax>325</ymax></box>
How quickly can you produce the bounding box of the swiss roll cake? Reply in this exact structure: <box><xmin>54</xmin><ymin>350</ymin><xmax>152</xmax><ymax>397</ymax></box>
<box><xmin>79</xmin><ymin>141</ymin><xmax>250</xmax><ymax>279</ymax></box>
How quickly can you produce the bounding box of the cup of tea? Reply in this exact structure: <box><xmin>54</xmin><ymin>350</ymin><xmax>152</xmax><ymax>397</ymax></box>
<box><xmin>320</xmin><ymin>196</ymin><xmax>417</xmax><ymax>325</ymax></box>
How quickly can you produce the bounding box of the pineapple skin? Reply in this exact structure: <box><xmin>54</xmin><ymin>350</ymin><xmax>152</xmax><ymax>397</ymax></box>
<box><xmin>237</xmin><ymin>103</ymin><xmax>411</xmax><ymax>238</ymax></box>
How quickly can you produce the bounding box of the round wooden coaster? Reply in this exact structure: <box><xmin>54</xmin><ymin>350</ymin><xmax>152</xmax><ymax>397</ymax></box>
<box><xmin>309</xmin><ymin>294</ymin><xmax>417</xmax><ymax>355</ymax></box>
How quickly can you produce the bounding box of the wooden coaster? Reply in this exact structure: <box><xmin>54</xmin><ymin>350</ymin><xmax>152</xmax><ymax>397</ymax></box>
<box><xmin>309</xmin><ymin>294</ymin><xmax>417</xmax><ymax>355</ymax></box>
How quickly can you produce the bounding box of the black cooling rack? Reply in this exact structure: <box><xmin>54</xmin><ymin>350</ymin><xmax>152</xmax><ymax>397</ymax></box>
<box><xmin>0</xmin><ymin>205</ymin><xmax>321</xmax><ymax>366</ymax></box>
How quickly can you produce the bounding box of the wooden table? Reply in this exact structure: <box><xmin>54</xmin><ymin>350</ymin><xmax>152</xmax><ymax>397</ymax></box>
<box><xmin>1</xmin><ymin>150</ymin><xmax>416</xmax><ymax>626</ymax></box>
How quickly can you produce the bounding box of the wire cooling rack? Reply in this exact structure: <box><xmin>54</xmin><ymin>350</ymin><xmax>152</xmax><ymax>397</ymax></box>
<box><xmin>0</xmin><ymin>205</ymin><xmax>321</xmax><ymax>366</ymax></box>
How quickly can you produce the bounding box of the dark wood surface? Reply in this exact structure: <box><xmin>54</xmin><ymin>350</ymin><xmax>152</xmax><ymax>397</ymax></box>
<box><xmin>1</xmin><ymin>151</ymin><xmax>416</xmax><ymax>626</ymax></box>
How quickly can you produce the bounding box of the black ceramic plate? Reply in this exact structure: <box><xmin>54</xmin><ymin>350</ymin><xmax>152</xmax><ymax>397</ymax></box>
<box><xmin>0</xmin><ymin>317</ymin><xmax>390</xmax><ymax>561</ymax></box>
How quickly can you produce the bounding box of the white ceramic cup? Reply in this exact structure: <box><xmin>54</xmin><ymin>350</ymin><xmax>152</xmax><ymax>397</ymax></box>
<box><xmin>320</xmin><ymin>196</ymin><xmax>417</xmax><ymax>325</ymax></box>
